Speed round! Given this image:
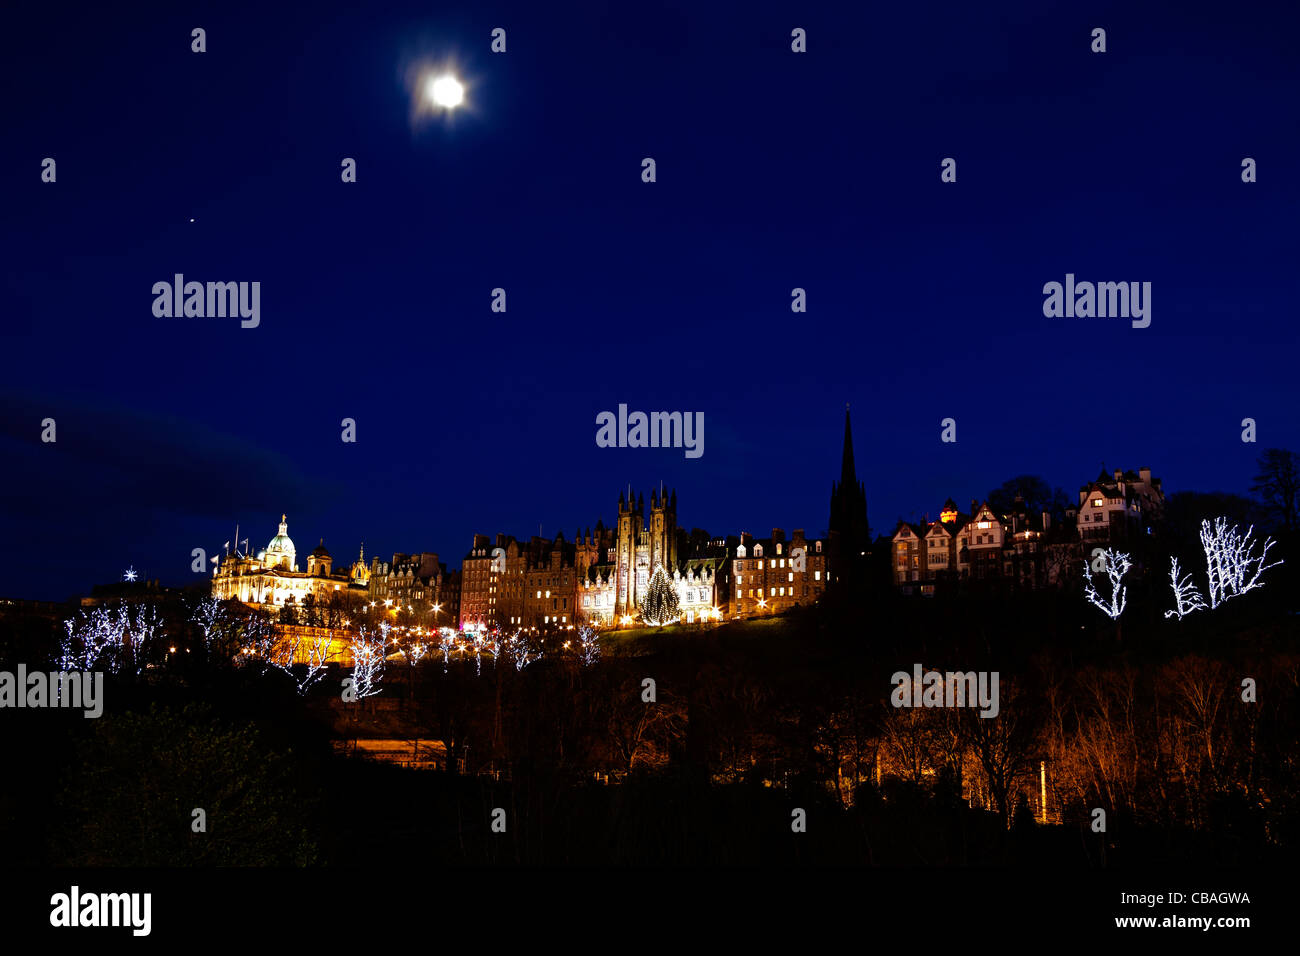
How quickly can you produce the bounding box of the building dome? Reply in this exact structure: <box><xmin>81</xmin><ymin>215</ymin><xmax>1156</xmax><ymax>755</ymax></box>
<box><xmin>265</xmin><ymin>514</ymin><xmax>297</xmax><ymax>570</ymax></box>
<box><xmin>311</xmin><ymin>538</ymin><xmax>331</xmax><ymax>558</ymax></box>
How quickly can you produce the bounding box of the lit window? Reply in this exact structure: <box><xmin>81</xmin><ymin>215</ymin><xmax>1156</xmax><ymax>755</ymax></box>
<box><xmin>814</xmin><ymin>570</ymin><xmax>821</xmax><ymax>581</ymax></box>
<box><xmin>788</xmin><ymin>572</ymin><xmax>794</xmax><ymax>582</ymax></box>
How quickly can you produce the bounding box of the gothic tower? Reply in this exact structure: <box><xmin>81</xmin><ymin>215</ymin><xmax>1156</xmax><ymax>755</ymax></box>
<box><xmin>575</xmin><ymin>527</ymin><xmax>598</xmax><ymax>580</ymax></box>
<box><xmin>616</xmin><ymin>488</ymin><xmax>643</xmax><ymax>615</ymax></box>
<box><xmin>649</xmin><ymin>484</ymin><xmax>677</xmax><ymax>573</ymax></box>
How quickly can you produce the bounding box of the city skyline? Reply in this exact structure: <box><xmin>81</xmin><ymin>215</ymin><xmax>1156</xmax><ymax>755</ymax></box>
<box><xmin>3</xmin><ymin>0</ymin><xmax>1297</xmax><ymax>601</ymax></box>
<box><xmin>3</xmin><ymin>405</ymin><xmax>1288</xmax><ymax>601</ymax></box>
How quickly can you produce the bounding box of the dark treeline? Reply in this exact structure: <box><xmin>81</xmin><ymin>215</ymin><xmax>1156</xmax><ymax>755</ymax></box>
<box><xmin>2</xmin><ymin>535</ymin><xmax>1298</xmax><ymax>866</ymax></box>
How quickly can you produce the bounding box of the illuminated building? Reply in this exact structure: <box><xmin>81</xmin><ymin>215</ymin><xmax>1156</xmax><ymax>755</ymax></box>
<box><xmin>368</xmin><ymin>551</ymin><xmax>456</xmax><ymax>626</ymax></box>
<box><xmin>1076</xmin><ymin>466</ymin><xmax>1164</xmax><ymax>543</ymax></box>
<box><xmin>212</xmin><ymin>514</ymin><xmax>367</xmax><ymax>608</ymax></box>
<box><xmin>729</xmin><ymin>528</ymin><xmax>826</xmax><ymax>617</ymax></box>
<box><xmin>461</xmin><ymin>487</ymin><xmax>728</xmax><ymax>629</ymax></box>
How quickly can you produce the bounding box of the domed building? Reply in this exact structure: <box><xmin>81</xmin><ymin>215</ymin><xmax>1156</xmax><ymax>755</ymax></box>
<box><xmin>261</xmin><ymin>515</ymin><xmax>297</xmax><ymax>571</ymax></box>
<box><xmin>212</xmin><ymin>513</ymin><xmax>368</xmax><ymax>608</ymax></box>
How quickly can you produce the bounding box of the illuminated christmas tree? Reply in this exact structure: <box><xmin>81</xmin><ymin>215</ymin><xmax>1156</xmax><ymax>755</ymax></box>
<box><xmin>641</xmin><ymin>563</ymin><xmax>680</xmax><ymax>627</ymax></box>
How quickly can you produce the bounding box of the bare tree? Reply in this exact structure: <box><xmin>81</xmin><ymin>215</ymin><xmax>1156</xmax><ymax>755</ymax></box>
<box><xmin>1083</xmin><ymin>548</ymin><xmax>1132</xmax><ymax>620</ymax></box>
<box><xmin>1251</xmin><ymin>448</ymin><xmax>1300</xmax><ymax>532</ymax></box>
<box><xmin>1199</xmin><ymin>518</ymin><xmax>1282</xmax><ymax>608</ymax></box>
<box><xmin>60</xmin><ymin>604</ymin><xmax>162</xmax><ymax>675</ymax></box>
<box><xmin>1164</xmin><ymin>556</ymin><xmax>1207</xmax><ymax>620</ymax></box>
<box><xmin>347</xmin><ymin>625</ymin><xmax>387</xmax><ymax>698</ymax></box>
<box><xmin>279</xmin><ymin>631</ymin><xmax>334</xmax><ymax>694</ymax></box>
<box><xmin>962</xmin><ymin>680</ymin><xmax>1040</xmax><ymax>829</ymax></box>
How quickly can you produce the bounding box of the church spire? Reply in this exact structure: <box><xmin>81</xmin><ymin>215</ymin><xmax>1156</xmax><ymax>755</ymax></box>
<box><xmin>829</xmin><ymin>405</ymin><xmax>870</xmax><ymax>583</ymax></box>
<box><xmin>840</xmin><ymin>404</ymin><xmax>857</xmax><ymax>490</ymax></box>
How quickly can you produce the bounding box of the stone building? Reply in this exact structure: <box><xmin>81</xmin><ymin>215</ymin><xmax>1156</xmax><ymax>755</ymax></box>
<box><xmin>460</xmin><ymin>486</ymin><xmax>729</xmax><ymax>630</ymax></box>
<box><xmin>730</xmin><ymin>528</ymin><xmax>826</xmax><ymax>616</ymax></box>
<box><xmin>1076</xmin><ymin>466</ymin><xmax>1164</xmax><ymax>544</ymax></box>
<box><xmin>212</xmin><ymin>514</ymin><xmax>368</xmax><ymax>608</ymax></box>
<box><xmin>368</xmin><ymin>551</ymin><xmax>456</xmax><ymax>628</ymax></box>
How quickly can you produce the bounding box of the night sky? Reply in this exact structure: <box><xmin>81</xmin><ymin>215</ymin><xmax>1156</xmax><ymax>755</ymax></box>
<box><xmin>2</xmin><ymin>0</ymin><xmax>1296</xmax><ymax>600</ymax></box>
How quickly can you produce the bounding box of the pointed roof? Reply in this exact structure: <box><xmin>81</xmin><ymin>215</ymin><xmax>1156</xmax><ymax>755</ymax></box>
<box><xmin>840</xmin><ymin>405</ymin><xmax>857</xmax><ymax>490</ymax></box>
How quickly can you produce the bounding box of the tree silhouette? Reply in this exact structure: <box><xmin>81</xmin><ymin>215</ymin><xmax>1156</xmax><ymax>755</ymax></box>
<box><xmin>1251</xmin><ymin>448</ymin><xmax>1300</xmax><ymax>532</ymax></box>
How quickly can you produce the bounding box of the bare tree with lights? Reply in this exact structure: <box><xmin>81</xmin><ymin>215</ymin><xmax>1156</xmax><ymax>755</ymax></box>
<box><xmin>61</xmin><ymin>604</ymin><xmax>163</xmax><ymax>675</ymax></box>
<box><xmin>1199</xmin><ymin>517</ymin><xmax>1282</xmax><ymax>609</ymax></box>
<box><xmin>400</xmin><ymin>633</ymin><xmax>429</xmax><ymax>667</ymax></box>
<box><xmin>437</xmin><ymin>627</ymin><xmax>458</xmax><ymax>673</ymax></box>
<box><xmin>60</xmin><ymin>607</ymin><xmax>121</xmax><ymax>671</ymax></box>
<box><xmin>280</xmin><ymin>631</ymin><xmax>334</xmax><ymax>694</ymax></box>
<box><xmin>348</xmin><ymin>625</ymin><xmax>387</xmax><ymax>698</ymax></box>
<box><xmin>577</xmin><ymin>625</ymin><xmax>600</xmax><ymax>667</ymax></box>
<box><xmin>1082</xmin><ymin>548</ymin><xmax>1132</xmax><ymax>621</ymax></box>
<box><xmin>237</xmin><ymin>611</ymin><xmax>280</xmax><ymax>666</ymax></box>
<box><xmin>501</xmin><ymin>629</ymin><xmax>542</xmax><ymax>671</ymax></box>
<box><xmin>125</xmin><ymin>603</ymin><xmax>163</xmax><ymax>668</ymax></box>
<box><xmin>1163</xmin><ymin>556</ymin><xmax>1208</xmax><ymax>620</ymax></box>
<box><xmin>189</xmin><ymin>595</ymin><xmax>223</xmax><ymax>647</ymax></box>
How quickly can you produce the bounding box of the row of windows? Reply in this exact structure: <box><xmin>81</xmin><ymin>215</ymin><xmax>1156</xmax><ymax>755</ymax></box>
<box><xmin>738</xmin><ymin>571</ymin><xmax>823</xmax><ymax>583</ymax></box>
<box><xmin>582</xmin><ymin>586</ymin><xmax>715</xmax><ymax>608</ymax></box>
<box><xmin>742</xmin><ymin>586</ymin><xmax>800</xmax><ymax>598</ymax></box>
<box><xmin>734</xmin><ymin>556</ymin><xmax>821</xmax><ymax>571</ymax></box>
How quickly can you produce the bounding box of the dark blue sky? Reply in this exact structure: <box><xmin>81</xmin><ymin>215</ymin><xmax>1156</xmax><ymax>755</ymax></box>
<box><xmin>2</xmin><ymin>0</ymin><xmax>1297</xmax><ymax>599</ymax></box>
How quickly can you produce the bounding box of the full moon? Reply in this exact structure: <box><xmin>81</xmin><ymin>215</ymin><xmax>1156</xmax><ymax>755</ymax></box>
<box><xmin>427</xmin><ymin>74</ymin><xmax>464</xmax><ymax>108</ymax></box>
